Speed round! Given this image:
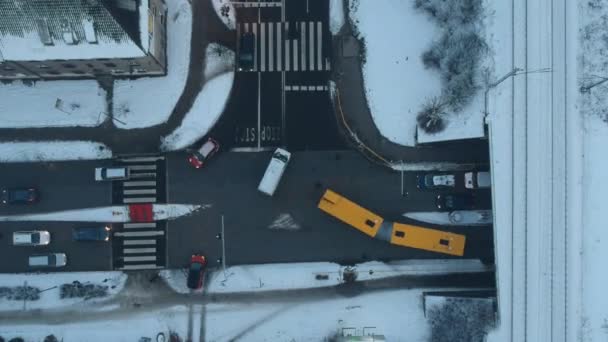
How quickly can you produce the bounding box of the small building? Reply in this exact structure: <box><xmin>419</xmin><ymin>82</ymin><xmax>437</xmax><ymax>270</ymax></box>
<box><xmin>0</xmin><ymin>0</ymin><xmax>167</xmax><ymax>80</ymax></box>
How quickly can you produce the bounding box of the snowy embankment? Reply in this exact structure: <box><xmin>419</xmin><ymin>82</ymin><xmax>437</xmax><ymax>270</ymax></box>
<box><xmin>347</xmin><ymin>0</ymin><xmax>486</xmax><ymax>146</ymax></box>
<box><xmin>576</xmin><ymin>1</ymin><xmax>608</xmax><ymax>340</ymax></box>
<box><xmin>211</xmin><ymin>0</ymin><xmax>236</xmax><ymax>30</ymax></box>
<box><xmin>404</xmin><ymin>210</ymin><xmax>493</xmax><ymax>226</ymax></box>
<box><xmin>0</xmin><ymin>141</ymin><xmax>112</xmax><ymax>162</ymax></box>
<box><xmin>161</xmin><ymin>259</ymin><xmax>490</xmax><ymax>294</ymax></box>
<box><xmin>161</xmin><ymin>44</ymin><xmax>235</xmax><ymax>151</ymax></box>
<box><xmin>0</xmin><ymin>272</ymin><xmax>126</xmax><ymax>312</ymax></box>
<box><xmin>0</xmin><ymin>204</ymin><xmax>206</xmax><ymax>222</ymax></box>
<box><xmin>329</xmin><ymin>0</ymin><xmax>345</xmax><ymax>35</ymax></box>
<box><xmin>0</xmin><ymin>80</ymin><xmax>106</xmax><ymax>128</ymax></box>
<box><xmin>112</xmin><ymin>0</ymin><xmax>192</xmax><ymax>129</ymax></box>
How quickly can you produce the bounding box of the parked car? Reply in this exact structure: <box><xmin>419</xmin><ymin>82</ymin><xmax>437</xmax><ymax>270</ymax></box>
<box><xmin>238</xmin><ymin>32</ymin><xmax>255</xmax><ymax>71</ymax></box>
<box><xmin>1</xmin><ymin>187</ymin><xmax>38</xmax><ymax>204</ymax></box>
<box><xmin>187</xmin><ymin>254</ymin><xmax>207</xmax><ymax>290</ymax></box>
<box><xmin>95</xmin><ymin>167</ymin><xmax>130</xmax><ymax>181</ymax></box>
<box><xmin>464</xmin><ymin>171</ymin><xmax>491</xmax><ymax>189</ymax></box>
<box><xmin>13</xmin><ymin>231</ymin><xmax>50</xmax><ymax>246</ymax></box>
<box><xmin>73</xmin><ymin>226</ymin><xmax>111</xmax><ymax>241</ymax></box>
<box><xmin>416</xmin><ymin>173</ymin><xmax>455</xmax><ymax>189</ymax></box>
<box><xmin>435</xmin><ymin>194</ymin><xmax>475</xmax><ymax>211</ymax></box>
<box><xmin>28</xmin><ymin>253</ymin><xmax>67</xmax><ymax>268</ymax></box>
<box><xmin>188</xmin><ymin>138</ymin><xmax>220</xmax><ymax>169</ymax></box>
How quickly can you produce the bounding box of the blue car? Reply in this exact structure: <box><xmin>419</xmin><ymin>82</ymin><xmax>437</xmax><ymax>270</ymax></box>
<box><xmin>72</xmin><ymin>226</ymin><xmax>111</xmax><ymax>241</ymax></box>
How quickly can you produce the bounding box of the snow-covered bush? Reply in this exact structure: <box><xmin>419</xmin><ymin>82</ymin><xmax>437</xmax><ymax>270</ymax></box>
<box><xmin>417</xmin><ymin>97</ymin><xmax>446</xmax><ymax>133</ymax></box>
<box><xmin>0</xmin><ymin>286</ymin><xmax>40</xmax><ymax>301</ymax></box>
<box><xmin>428</xmin><ymin>297</ymin><xmax>495</xmax><ymax>342</ymax></box>
<box><xmin>415</xmin><ymin>0</ymin><xmax>487</xmax><ymax>132</ymax></box>
<box><xmin>60</xmin><ymin>281</ymin><xmax>109</xmax><ymax>300</ymax></box>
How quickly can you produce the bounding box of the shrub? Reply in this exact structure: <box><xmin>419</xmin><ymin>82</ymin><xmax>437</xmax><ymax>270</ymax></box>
<box><xmin>417</xmin><ymin>97</ymin><xmax>447</xmax><ymax>134</ymax></box>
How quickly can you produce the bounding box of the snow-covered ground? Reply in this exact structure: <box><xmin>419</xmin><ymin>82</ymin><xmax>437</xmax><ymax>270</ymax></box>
<box><xmin>161</xmin><ymin>44</ymin><xmax>235</xmax><ymax>151</ymax></box>
<box><xmin>0</xmin><ymin>288</ymin><xmax>439</xmax><ymax>342</ymax></box>
<box><xmin>161</xmin><ymin>259</ymin><xmax>490</xmax><ymax>294</ymax></box>
<box><xmin>0</xmin><ymin>204</ymin><xmax>206</xmax><ymax>222</ymax></box>
<box><xmin>0</xmin><ymin>272</ymin><xmax>126</xmax><ymax>312</ymax></box>
<box><xmin>404</xmin><ymin>210</ymin><xmax>493</xmax><ymax>226</ymax></box>
<box><xmin>0</xmin><ymin>80</ymin><xmax>106</xmax><ymax>128</ymax></box>
<box><xmin>211</xmin><ymin>0</ymin><xmax>236</xmax><ymax>30</ymax></box>
<box><xmin>0</xmin><ymin>141</ymin><xmax>112</xmax><ymax>162</ymax></box>
<box><xmin>348</xmin><ymin>0</ymin><xmax>486</xmax><ymax>146</ymax></box>
<box><xmin>112</xmin><ymin>0</ymin><xmax>192</xmax><ymax>129</ymax></box>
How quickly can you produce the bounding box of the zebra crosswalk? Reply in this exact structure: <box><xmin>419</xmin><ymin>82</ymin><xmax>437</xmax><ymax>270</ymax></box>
<box><xmin>114</xmin><ymin>156</ymin><xmax>165</xmax><ymax>204</ymax></box>
<box><xmin>114</xmin><ymin>221</ymin><xmax>166</xmax><ymax>270</ymax></box>
<box><xmin>238</xmin><ymin>21</ymin><xmax>330</xmax><ymax>73</ymax></box>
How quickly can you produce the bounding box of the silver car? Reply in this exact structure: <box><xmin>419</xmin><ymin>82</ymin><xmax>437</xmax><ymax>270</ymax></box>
<box><xmin>28</xmin><ymin>253</ymin><xmax>67</xmax><ymax>268</ymax></box>
<box><xmin>13</xmin><ymin>231</ymin><xmax>51</xmax><ymax>246</ymax></box>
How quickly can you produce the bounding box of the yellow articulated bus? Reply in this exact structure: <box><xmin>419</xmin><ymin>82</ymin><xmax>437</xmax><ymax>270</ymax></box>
<box><xmin>318</xmin><ymin>189</ymin><xmax>466</xmax><ymax>256</ymax></box>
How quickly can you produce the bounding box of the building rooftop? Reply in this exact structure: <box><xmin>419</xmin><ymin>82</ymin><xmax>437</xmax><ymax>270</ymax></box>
<box><xmin>0</xmin><ymin>0</ymin><xmax>146</xmax><ymax>62</ymax></box>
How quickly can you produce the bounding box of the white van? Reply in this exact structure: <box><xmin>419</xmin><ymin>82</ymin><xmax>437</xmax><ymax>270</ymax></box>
<box><xmin>258</xmin><ymin>148</ymin><xmax>291</xmax><ymax>196</ymax></box>
<box><xmin>28</xmin><ymin>253</ymin><xmax>67</xmax><ymax>268</ymax></box>
<box><xmin>13</xmin><ymin>231</ymin><xmax>51</xmax><ymax>246</ymax></box>
<box><xmin>465</xmin><ymin>171</ymin><xmax>491</xmax><ymax>189</ymax></box>
<box><xmin>95</xmin><ymin>167</ymin><xmax>129</xmax><ymax>181</ymax></box>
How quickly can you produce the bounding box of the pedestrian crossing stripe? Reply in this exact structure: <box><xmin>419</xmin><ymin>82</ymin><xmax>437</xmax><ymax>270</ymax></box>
<box><xmin>231</xmin><ymin>1</ymin><xmax>281</xmax><ymax>8</ymax></box>
<box><xmin>237</xmin><ymin>21</ymin><xmax>331</xmax><ymax>72</ymax></box>
<box><xmin>284</xmin><ymin>85</ymin><xmax>329</xmax><ymax>91</ymax></box>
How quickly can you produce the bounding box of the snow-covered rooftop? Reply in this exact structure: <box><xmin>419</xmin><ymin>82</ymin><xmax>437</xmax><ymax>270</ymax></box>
<box><xmin>0</xmin><ymin>0</ymin><xmax>146</xmax><ymax>62</ymax></box>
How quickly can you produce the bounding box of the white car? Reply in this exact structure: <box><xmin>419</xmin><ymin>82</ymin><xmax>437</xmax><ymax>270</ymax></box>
<box><xmin>95</xmin><ymin>167</ymin><xmax>129</xmax><ymax>181</ymax></box>
<box><xmin>258</xmin><ymin>148</ymin><xmax>291</xmax><ymax>196</ymax></box>
<box><xmin>464</xmin><ymin>171</ymin><xmax>491</xmax><ymax>189</ymax></box>
<box><xmin>13</xmin><ymin>231</ymin><xmax>51</xmax><ymax>246</ymax></box>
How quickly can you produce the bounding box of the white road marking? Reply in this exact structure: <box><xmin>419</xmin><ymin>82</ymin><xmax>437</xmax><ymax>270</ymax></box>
<box><xmin>276</xmin><ymin>22</ymin><xmax>282</xmax><ymax>71</ymax></box>
<box><xmin>300</xmin><ymin>22</ymin><xmax>306</xmax><ymax>71</ymax></box>
<box><xmin>261</xmin><ymin>23</ymin><xmax>266</xmax><ymax>72</ymax></box>
<box><xmin>123</xmin><ymin>197</ymin><xmax>157</xmax><ymax>203</ymax></box>
<box><xmin>269</xmin><ymin>22</ymin><xmax>274</xmax><ymax>71</ymax></box>
<box><xmin>123</xmin><ymin>189</ymin><xmax>156</xmax><ymax>195</ymax></box>
<box><xmin>118</xmin><ymin>264</ymin><xmax>161</xmax><ymax>270</ymax></box>
<box><xmin>123</xmin><ymin>181</ymin><xmax>156</xmax><ymax>187</ymax></box>
<box><xmin>252</xmin><ymin>23</ymin><xmax>258</xmax><ymax>71</ymax></box>
<box><xmin>123</xmin><ymin>239</ymin><xmax>157</xmax><ymax>245</ymax></box>
<box><xmin>115</xmin><ymin>230</ymin><xmax>164</xmax><ymax>237</ymax></box>
<box><xmin>123</xmin><ymin>255</ymin><xmax>156</xmax><ymax>262</ymax></box>
<box><xmin>284</xmin><ymin>23</ymin><xmax>290</xmax><ymax>71</ymax></box>
<box><xmin>123</xmin><ymin>248</ymin><xmax>157</xmax><ymax>254</ymax></box>
<box><xmin>293</xmin><ymin>39</ymin><xmax>298</xmax><ymax>71</ymax></box>
<box><xmin>128</xmin><ymin>164</ymin><xmax>156</xmax><ymax>170</ymax></box>
<box><xmin>317</xmin><ymin>22</ymin><xmax>323</xmax><ymax>70</ymax></box>
<box><xmin>309</xmin><ymin>21</ymin><xmax>315</xmax><ymax>70</ymax></box>
<box><xmin>124</xmin><ymin>222</ymin><xmax>157</xmax><ymax>229</ymax></box>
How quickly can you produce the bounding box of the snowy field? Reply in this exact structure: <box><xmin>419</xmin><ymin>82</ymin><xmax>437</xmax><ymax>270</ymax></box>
<box><xmin>0</xmin><ymin>80</ymin><xmax>106</xmax><ymax>128</ymax></box>
<box><xmin>161</xmin><ymin>44</ymin><xmax>235</xmax><ymax>151</ymax></box>
<box><xmin>112</xmin><ymin>0</ymin><xmax>193</xmax><ymax>129</ymax></box>
<box><xmin>348</xmin><ymin>0</ymin><xmax>486</xmax><ymax>146</ymax></box>
<box><xmin>0</xmin><ymin>141</ymin><xmax>112</xmax><ymax>162</ymax></box>
<box><xmin>0</xmin><ymin>272</ymin><xmax>126</xmax><ymax>312</ymax></box>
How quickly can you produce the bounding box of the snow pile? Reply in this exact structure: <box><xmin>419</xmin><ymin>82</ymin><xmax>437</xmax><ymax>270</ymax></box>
<box><xmin>0</xmin><ymin>141</ymin><xmax>112</xmax><ymax>162</ymax></box>
<box><xmin>0</xmin><ymin>204</ymin><xmax>207</xmax><ymax>222</ymax></box>
<box><xmin>161</xmin><ymin>72</ymin><xmax>234</xmax><ymax>151</ymax></box>
<box><xmin>427</xmin><ymin>296</ymin><xmax>496</xmax><ymax>342</ymax></box>
<box><xmin>211</xmin><ymin>0</ymin><xmax>236</xmax><ymax>30</ymax></box>
<box><xmin>329</xmin><ymin>0</ymin><xmax>345</xmax><ymax>35</ymax></box>
<box><xmin>112</xmin><ymin>0</ymin><xmax>192</xmax><ymax>129</ymax></box>
<box><xmin>0</xmin><ymin>80</ymin><xmax>106</xmax><ymax>128</ymax></box>
<box><xmin>161</xmin><ymin>259</ymin><xmax>489</xmax><ymax>294</ymax></box>
<box><xmin>403</xmin><ymin>210</ymin><xmax>493</xmax><ymax>226</ymax></box>
<box><xmin>203</xmin><ymin>43</ymin><xmax>235</xmax><ymax>81</ymax></box>
<box><xmin>349</xmin><ymin>0</ymin><xmax>441</xmax><ymax>146</ymax></box>
<box><xmin>0</xmin><ymin>272</ymin><xmax>126</xmax><ymax>311</ymax></box>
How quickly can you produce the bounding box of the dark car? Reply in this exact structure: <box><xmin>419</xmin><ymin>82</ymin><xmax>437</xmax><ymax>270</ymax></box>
<box><xmin>187</xmin><ymin>254</ymin><xmax>207</xmax><ymax>290</ymax></box>
<box><xmin>72</xmin><ymin>226</ymin><xmax>111</xmax><ymax>241</ymax></box>
<box><xmin>435</xmin><ymin>194</ymin><xmax>475</xmax><ymax>211</ymax></box>
<box><xmin>238</xmin><ymin>32</ymin><xmax>255</xmax><ymax>72</ymax></box>
<box><xmin>188</xmin><ymin>138</ymin><xmax>220</xmax><ymax>169</ymax></box>
<box><xmin>1</xmin><ymin>188</ymin><xmax>38</xmax><ymax>204</ymax></box>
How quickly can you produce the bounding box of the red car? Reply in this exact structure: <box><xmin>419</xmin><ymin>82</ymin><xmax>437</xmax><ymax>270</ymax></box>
<box><xmin>188</xmin><ymin>138</ymin><xmax>220</xmax><ymax>169</ymax></box>
<box><xmin>187</xmin><ymin>254</ymin><xmax>207</xmax><ymax>290</ymax></box>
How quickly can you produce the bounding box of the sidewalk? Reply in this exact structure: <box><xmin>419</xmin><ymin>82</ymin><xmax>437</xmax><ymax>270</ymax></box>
<box><xmin>0</xmin><ymin>0</ymin><xmax>233</xmax><ymax>156</ymax></box>
<box><xmin>331</xmin><ymin>16</ymin><xmax>489</xmax><ymax>166</ymax></box>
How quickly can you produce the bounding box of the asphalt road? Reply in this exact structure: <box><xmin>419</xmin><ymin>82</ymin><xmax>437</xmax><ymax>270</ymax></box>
<box><xmin>210</xmin><ymin>0</ymin><xmax>342</xmax><ymax>151</ymax></box>
<box><xmin>0</xmin><ymin>221</ymin><xmax>112</xmax><ymax>273</ymax></box>
<box><xmin>166</xmin><ymin>150</ymin><xmax>494</xmax><ymax>268</ymax></box>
